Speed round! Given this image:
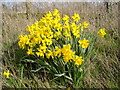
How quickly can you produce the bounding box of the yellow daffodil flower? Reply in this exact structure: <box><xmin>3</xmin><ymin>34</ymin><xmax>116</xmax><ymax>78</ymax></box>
<box><xmin>72</xmin><ymin>13</ymin><xmax>80</xmax><ymax>22</ymax></box>
<box><xmin>98</xmin><ymin>28</ymin><xmax>106</xmax><ymax>37</ymax></box>
<box><xmin>27</xmin><ymin>49</ymin><xmax>34</xmax><ymax>55</ymax></box>
<box><xmin>36</xmin><ymin>50</ymin><xmax>44</xmax><ymax>57</ymax></box>
<box><xmin>82</xmin><ymin>21</ymin><xmax>89</xmax><ymax>29</ymax></box>
<box><xmin>78</xmin><ymin>38</ymin><xmax>89</xmax><ymax>48</ymax></box>
<box><xmin>74</xmin><ymin>56</ymin><xmax>84</xmax><ymax>65</ymax></box>
<box><xmin>46</xmin><ymin>50</ymin><xmax>54</xmax><ymax>59</ymax></box>
<box><xmin>3</xmin><ymin>70</ymin><xmax>10</xmax><ymax>78</ymax></box>
<box><xmin>62</xmin><ymin>15</ymin><xmax>69</xmax><ymax>23</ymax></box>
<box><xmin>53</xmin><ymin>46</ymin><xmax>61</xmax><ymax>57</ymax></box>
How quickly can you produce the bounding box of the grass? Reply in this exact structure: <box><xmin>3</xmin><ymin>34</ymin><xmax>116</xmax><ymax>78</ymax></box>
<box><xmin>2</xmin><ymin>26</ymin><xmax>119</xmax><ymax>89</ymax></box>
<box><xmin>2</xmin><ymin>2</ymin><xmax>119</xmax><ymax>89</ymax></box>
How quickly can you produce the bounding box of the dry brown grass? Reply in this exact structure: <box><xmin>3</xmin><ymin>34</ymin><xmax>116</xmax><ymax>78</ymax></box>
<box><xmin>2</xmin><ymin>2</ymin><xmax>119</xmax><ymax>88</ymax></box>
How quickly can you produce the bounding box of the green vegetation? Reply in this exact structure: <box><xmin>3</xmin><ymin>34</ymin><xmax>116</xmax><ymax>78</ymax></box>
<box><xmin>2</xmin><ymin>2</ymin><xmax>119</xmax><ymax>89</ymax></box>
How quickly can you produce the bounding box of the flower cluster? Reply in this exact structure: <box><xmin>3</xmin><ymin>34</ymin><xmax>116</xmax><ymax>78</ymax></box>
<box><xmin>18</xmin><ymin>9</ymin><xmax>106</xmax><ymax>65</ymax></box>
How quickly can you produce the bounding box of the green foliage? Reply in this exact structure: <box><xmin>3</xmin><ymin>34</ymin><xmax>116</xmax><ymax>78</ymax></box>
<box><xmin>2</xmin><ymin>8</ymin><xmax>119</xmax><ymax>88</ymax></box>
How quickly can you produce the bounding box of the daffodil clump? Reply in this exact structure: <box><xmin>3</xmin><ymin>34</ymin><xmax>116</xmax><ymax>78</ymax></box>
<box><xmin>18</xmin><ymin>9</ymin><xmax>106</xmax><ymax>66</ymax></box>
<box><xmin>17</xmin><ymin>9</ymin><xmax>107</xmax><ymax>86</ymax></box>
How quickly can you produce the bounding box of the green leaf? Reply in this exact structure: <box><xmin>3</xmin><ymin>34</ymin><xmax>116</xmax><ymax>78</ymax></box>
<box><xmin>20</xmin><ymin>59</ymin><xmax>35</xmax><ymax>63</ymax></box>
<box><xmin>31</xmin><ymin>66</ymin><xmax>50</xmax><ymax>72</ymax></box>
<box><xmin>64</xmin><ymin>75</ymin><xmax>73</xmax><ymax>81</ymax></box>
<box><xmin>20</xmin><ymin>66</ymin><xmax>24</xmax><ymax>80</ymax></box>
<box><xmin>54</xmin><ymin>73</ymin><xmax>65</xmax><ymax>77</ymax></box>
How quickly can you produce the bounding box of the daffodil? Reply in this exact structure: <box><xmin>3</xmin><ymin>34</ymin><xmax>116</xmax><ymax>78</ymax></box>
<box><xmin>72</xmin><ymin>28</ymin><xmax>80</xmax><ymax>38</ymax></box>
<box><xmin>36</xmin><ymin>50</ymin><xmax>44</xmax><ymax>57</ymax></box>
<box><xmin>61</xmin><ymin>44</ymin><xmax>75</xmax><ymax>62</ymax></box>
<box><xmin>46</xmin><ymin>39</ymin><xmax>52</xmax><ymax>45</ymax></box>
<box><xmin>3</xmin><ymin>70</ymin><xmax>10</xmax><ymax>78</ymax></box>
<box><xmin>78</xmin><ymin>38</ymin><xmax>89</xmax><ymax>48</ymax></box>
<box><xmin>54</xmin><ymin>23</ymin><xmax>62</xmax><ymax>30</ymax></box>
<box><xmin>62</xmin><ymin>50</ymin><xmax>75</xmax><ymax>62</ymax></box>
<box><xmin>53</xmin><ymin>9</ymin><xmax>59</xmax><ymax>16</ymax></box>
<box><xmin>46</xmin><ymin>50</ymin><xmax>54</xmax><ymax>59</ymax></box>
<box><xmin>27</xmin><ymin>49</ymin><xmax>34</xmax><ymax>55</ymax></box>
<box><xmin>74</xmin><ymin>56</ymin><xmax>84</xmax><ymax>65</ymax></box>
<box><xmin>61</xmin><ymin>44</ymin><xmax>71</xmax><ymax>54</ymax></box>
<box><xmin>53</xmin><ymin>46</ymin><xmax>61</xmax><ymax>57</ymax></box>
<box><xmin>18</xmin><ymin>35</ymin><xmax>30</xmax><ymax>49</ymax></box>
<box><xmin>62</xmin><ymin>15</ymin><xmax>69</xmax><ymax>23</ymax></box>
<box><xmin>72</xmin><ymin>13</ymin><xmax>80</xmax><ymax>22</ymax></box>
<box><xmin>98</xmin><ymin>28</ymin><xmax>106</xmax><ymax>37</ymax></box>
<box><xmin>37</xmin><ymin>45</ymin><xmax>47</xmax><ymax>53</ymax></box>
<box><xmin>82</xmin><ymin>21</ymin><xmax>89</xmax><ymax>29</ymax></box>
